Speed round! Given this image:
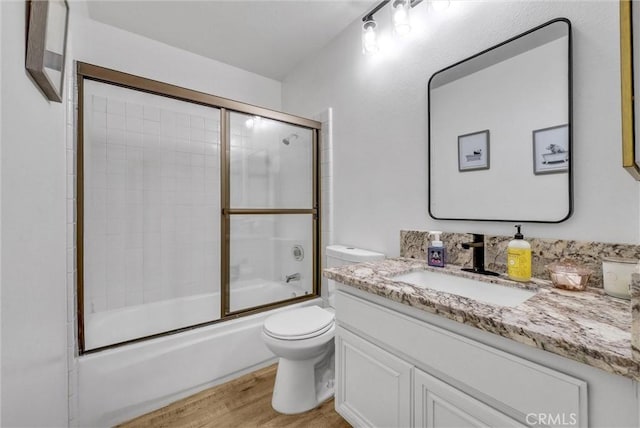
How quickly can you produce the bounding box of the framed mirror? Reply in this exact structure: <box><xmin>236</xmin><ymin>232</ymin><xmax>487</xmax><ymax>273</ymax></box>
<box><xmin>428</xmin><ymin>19</ymin><xmax>572</xmax><ymax>223</ymax></box>
<box><xmin>620</xmin><ymin>0</ymin><xmax>640</xmax><ymax>180</ymax></box>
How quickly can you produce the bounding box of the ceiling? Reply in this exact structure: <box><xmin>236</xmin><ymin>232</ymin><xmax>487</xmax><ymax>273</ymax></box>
<box><xmin>86</xmin><ymin>0</ymin><xmax>377</xmax><ymax>81</ymax></box>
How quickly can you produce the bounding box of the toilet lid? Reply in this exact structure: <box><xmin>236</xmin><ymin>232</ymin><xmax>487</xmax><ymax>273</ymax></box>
<box><xmin>264</xmin><ymin>306</ymin><xmax>335</xmax><ymax>340</ymax></box>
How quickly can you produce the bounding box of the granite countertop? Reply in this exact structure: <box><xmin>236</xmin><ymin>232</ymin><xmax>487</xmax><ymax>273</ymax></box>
<box><xmin>324</xmin><ymin>257</ymin><xmax>639</xmax><ymax>381</ymax></box>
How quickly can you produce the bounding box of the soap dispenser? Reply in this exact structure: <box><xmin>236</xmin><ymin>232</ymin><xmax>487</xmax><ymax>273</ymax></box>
<box><xmin>507</xmin><ymin>225</ymin><xmax>531</xmax><ymax>282</ymax></box>
<box><xmin>427</xmin><ymin>231</ymin><xmax>446</xmax><ymax>268</ymax></box>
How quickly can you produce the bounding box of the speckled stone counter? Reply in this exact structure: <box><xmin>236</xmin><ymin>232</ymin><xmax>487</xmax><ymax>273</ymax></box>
<box><xmin>632</xmin><ymin>273</ymin><xmax>640</xmax><ymax>363</ymax></box>
<box><xmin>324</xmin><ymin>258</ymin><xmax>639</xmax><ymax>381</ymax></box>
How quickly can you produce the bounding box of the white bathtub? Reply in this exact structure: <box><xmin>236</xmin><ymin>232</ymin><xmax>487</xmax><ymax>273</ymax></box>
<box><xmin>85</xmin><ymin>280</ymin><xmax>308</xmax><ymax>350</ymax></box>
<box><xmin>78</xmin><ymin>281</ymin><xmax>319</xmax><ymax>427</ymax></box>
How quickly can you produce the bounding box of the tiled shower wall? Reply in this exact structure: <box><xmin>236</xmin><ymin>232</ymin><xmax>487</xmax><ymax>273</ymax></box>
<box><xmin>318</xmin><ymin>108</ymin><xmax>333</xmax><ymax>305</ymax></box>
<box><xmin>227</xmin><ymin>112</ymin><xmax>314</xmax><ymax>289</ymax></box>
<box><xmin>66</xmin><ymin>54</ymin><xmax>79</xmax><ymax>426</ymax></box>
<box><xmin>82</xmin><ymin>80</ymin><xmax>220</xmax><ymax>313</ymax></box>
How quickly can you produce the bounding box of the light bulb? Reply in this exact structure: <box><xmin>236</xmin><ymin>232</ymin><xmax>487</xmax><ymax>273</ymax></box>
<box><xmin>431</xmin><ymin>0</ymin><xmax>450</xmax><ymax>11</ymax></box>
<box><xmin>392</xmin><ymin>0</ymin><xmax>411</xmax><ymax>36</ymax></box>
<box><xmin>362</xmin><ymin>19</ymin><xmax>379</xmax><ymax>55</ymax></box>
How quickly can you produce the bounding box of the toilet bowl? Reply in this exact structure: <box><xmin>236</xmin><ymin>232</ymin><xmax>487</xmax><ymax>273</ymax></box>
<box><xmin>262</xmin><ymin>245</ymin><xmax>385</xmax><ymax>414</ymax></box>
<box><xmin>262</xmin><ymin>305</ymin><xmax>336</xmax><ymax>414</ymax></box>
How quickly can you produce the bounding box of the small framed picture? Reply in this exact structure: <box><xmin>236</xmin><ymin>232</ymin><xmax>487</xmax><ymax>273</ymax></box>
<box><xmin>458</xmin><ymin>130</ymin><xmax>490</xmax><ymax>172</ymax></box>
<box><xmin>26</xmin><ymin>0</ymin><xmax>69</xmax><ymax>103</ymax></box>
<box><xmin>532</xmin><ymin>124</ymin><xmax>569</xmax><ymax>175</ymax></box>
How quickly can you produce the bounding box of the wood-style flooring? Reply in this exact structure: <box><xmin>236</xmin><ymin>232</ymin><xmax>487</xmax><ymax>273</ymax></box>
<box><xmin>118</xmin><ymin>364</ymin><xmax>351</xmax><ymax>428</ymax></box>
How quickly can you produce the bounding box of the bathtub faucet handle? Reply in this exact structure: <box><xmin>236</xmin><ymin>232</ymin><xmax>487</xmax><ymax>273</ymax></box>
<box><xmin>285</xmin><ymin>273</ymin><xmax>301</xmax><ymax>283</ymax></box>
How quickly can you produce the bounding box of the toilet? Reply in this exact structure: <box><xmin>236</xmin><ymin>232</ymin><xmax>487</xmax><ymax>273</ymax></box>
<box><xmin>262</xmin><ymin>245</ymin><xmax>385</xmax><ymax>414</ymax></box>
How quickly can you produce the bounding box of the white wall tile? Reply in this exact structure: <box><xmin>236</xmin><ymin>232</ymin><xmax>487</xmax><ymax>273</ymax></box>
<box><xmin>67</xmin><ymin>199</ymin><xmax>76</xmax><ymax>224</ymax></box>
<box><xmin>125</xmin><ymin>131</ymin><xmax>143</xmax><ymax>147</ymax></box>
<box><xmin>67</xmin><ymin>149</ymin><xmax>76</xmax><ymax>175</ymax></box>
<box><xmin>143</xmin><ymin>133</ymin><xmax>160</xmax><ymax>148</ymax></box>
<box><xmin>143</xmin><ymin>106</ymin><xmax>161</xmax><ymax>122</ymax></box>
<box><xmin>93</xmin><ymin>95</ymin><xmax>107</xmax><ymax>112</ymax></box>
<box><xmin>90</xmin><ymin>127</ymin><xmax>106</xmax><ymax>145</ymax></box>
<box><xmin>143</xmin><ymin>119</ymin><xmax>160</xmax><ymax>135</ymax></box>
<box><xmin>204</xmin><ymin>118</ymin><xmax>217</xmax><ymax>131</ymax></box>
<box><xmin>107</xmin><ymin>99</ymin><xmax>125</xmax><ymax>116</ymax></box>
<box><xmin>92</xmin><ymin>111</ymin><xmax>106</xmax><ymax>129</ymax></box>
<box><xmin>106</xmin><ymin>129</ymin><xmax>125</xmax><ymax>145</ymax></box>
<box><xmin>175</xmin><ymin>112</ymin><xmax>189</xmax><ymax>127</ymax></box>
<box><xmin>82</xmin><ymin>82</ymin><xmax>222</xmax><ymax>331</ymax></box>
<box><xmin>125</xmin><ymin>102</ymin><xmax>143</xmax><ymax>118</ymax></box>
<box><xmin>190</xmin><ymin>128</ymin><xmax>205</xmax><ymax>142</ymax></box>
<box><xmin>106</xmin><ymin>113</ymin><xmax>126</xmax><ymax>131</ymax></box>
<box><xmin>190</xmin><ymin>115</ymin><xmax>205</xmax><ymax>129</ymax></box>
<box><xmin>125</xmin><ymin>116</ymin><xmax>143</xmax><ymax>133</ymax></box>
<box><xmin>176</xmin><ymin>125</ymin><xmax>190</xmax><ymax>140</ymax></box>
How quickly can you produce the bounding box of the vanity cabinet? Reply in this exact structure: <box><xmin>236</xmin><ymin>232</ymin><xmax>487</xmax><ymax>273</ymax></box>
<box><xmin>334</xmin><ymin>289</ymin><xmax>588</xmax><ymax>428</ymax></box>
<box><xmin>335</xmin><ymin>327</ymin><xmax>412</xmax><ymax>427</ymax></box>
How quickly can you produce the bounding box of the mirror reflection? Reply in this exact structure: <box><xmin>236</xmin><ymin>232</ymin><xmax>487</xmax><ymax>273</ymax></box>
<box><xmin>428</xmin><ymin>19</ymin><xmax>572</xmax><ymax>223</ymax></box>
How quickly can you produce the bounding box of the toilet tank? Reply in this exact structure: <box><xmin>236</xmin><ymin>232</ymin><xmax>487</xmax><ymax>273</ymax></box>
<box><xmin>326</xmin><ymin>245</ymin><xmax>385</xmax><ymax>307</ymax></box>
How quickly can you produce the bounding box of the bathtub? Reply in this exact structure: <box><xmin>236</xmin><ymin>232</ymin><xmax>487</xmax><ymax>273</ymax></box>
<box><xmin>85</xmin><ymin>279</ymin><xmax>308</xmax><ymax>350</ymax></box>
<box><xmin>78</xmin><ymin>281</ymin><xmax>319</xmax><ymax>427</ymax></box>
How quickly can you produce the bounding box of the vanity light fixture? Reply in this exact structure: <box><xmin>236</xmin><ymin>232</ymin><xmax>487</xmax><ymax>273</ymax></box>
<box><xmin>361</xmin><ymin>0</ymin><xmax>425</xmax><ymax>54</ymax></box>
<box><xmin>362</xmin><ymin>18</ymin><xmax>380</xmax><ymax>55</ymax></box>
<box><xmin>391</xmin><ymin>0</ymin><xmax>412</xmax><ymax>36</ymax></box>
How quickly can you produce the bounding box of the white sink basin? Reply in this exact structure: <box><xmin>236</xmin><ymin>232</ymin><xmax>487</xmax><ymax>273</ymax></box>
<box><xmin>392</xmin><ymin>270</ymin><xmax>536</xmax><ymax>307</ymax></box>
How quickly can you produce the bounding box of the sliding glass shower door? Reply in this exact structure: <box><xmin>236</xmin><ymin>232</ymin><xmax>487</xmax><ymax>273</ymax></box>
<box><xmin>225</xmin><ymin>112</ymin><xmax>317</xmax><ymax>314</ymax></box>
<box><xmin>78</xmin><ymin>63</ymin><xmax>319</xmax><ymax>352</ymax></box>
<box><xmin>81</xmin><ymin>79</ymin><xmax>222</xmax><ymax>351</ymax></box>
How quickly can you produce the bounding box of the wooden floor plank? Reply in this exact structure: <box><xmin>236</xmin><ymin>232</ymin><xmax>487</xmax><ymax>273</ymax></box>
<box><xmin>119</xmin><ymin>364</ymin><xmax>351</xmax><ymax>428</ymax></box>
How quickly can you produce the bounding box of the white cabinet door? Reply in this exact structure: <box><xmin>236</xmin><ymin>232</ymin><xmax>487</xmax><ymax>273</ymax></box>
<box><xmin>335</xmin><ymin>326</ymin><xmax>412</xmax><ymax>428</ymax></box>
<box><xmin>414</xmin><ymin>368</ymin><xmax>526</xmax><ymax>428</ymax></box>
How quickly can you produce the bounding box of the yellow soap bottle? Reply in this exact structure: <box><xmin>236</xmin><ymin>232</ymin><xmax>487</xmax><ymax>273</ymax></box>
<box><xmin>507</xmin><ymin>225</ymin><xmax>531</xmax><ymax>282</ymax></box>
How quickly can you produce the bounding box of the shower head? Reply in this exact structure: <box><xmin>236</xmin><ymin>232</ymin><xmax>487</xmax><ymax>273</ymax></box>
<box><xmin>282</xmin><ymin>133</ymin><xmax>299</xmax><ymax>145</ymax></box>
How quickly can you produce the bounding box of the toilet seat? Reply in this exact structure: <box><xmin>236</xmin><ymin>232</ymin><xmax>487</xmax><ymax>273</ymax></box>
<box><xmin>263</xmin><ymin>306</ymin><xmax>335</xmax><ymax>340</ymax></box>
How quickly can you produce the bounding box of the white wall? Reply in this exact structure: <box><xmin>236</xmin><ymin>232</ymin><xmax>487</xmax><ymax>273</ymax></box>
<box><xmin>71</xmin><ymin>11</ymin><xmax>282</xmax><ymax>111</ymax></box>
<box><xmin>1</xmin><ymin>1</ymin><xmax>69</xmax><ymax>426</ymax></box>
<box><xmin>282</xmin><ymin>1</ymin><xmax>639</xmax><ymax>254</ymax></box>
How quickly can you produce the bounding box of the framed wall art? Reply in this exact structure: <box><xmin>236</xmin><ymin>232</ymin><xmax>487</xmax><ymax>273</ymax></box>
<box><xmin>533</xmin><ymin>124</ymin><xmax>569</xmax><ymax>175</ymax></box>
<box><xmin>458</xmin><ymin>130</ymin><xmax>490</xmax><ymax>172</ymax></box>
<box><xmin>26</xmin><ymin>0</ymin><xmax>69</xmax><ymax>102</ymax></box>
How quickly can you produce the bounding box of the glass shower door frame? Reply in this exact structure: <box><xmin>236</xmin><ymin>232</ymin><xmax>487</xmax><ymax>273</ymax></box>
<box><xmin>76</xmin><ymin>62</ymin><xmax>321</xmax><ymax>353</ymax></box>
<box><xmin>220</xmin><ymin>109</ymin><xmax>320</xmax><ymax>317</ymax></box>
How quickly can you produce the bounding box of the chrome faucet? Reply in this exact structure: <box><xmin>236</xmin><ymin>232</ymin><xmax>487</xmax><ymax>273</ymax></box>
<box><xmin>461</xmin><ymin>234</ymin><xmax>499</xmax><ymax>276</ymax></box>
<box><xmin>285</xmin><ymin>273</ymin><xmax>301</xmax><ymax>283</ymax></box>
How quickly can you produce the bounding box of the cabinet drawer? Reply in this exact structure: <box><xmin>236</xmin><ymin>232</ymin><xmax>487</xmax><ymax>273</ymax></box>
<box><xmin>415</xmin><ymin>367</ymin><xmax>526</xmax><ymax>428</ymax></box>
<box><xmin>336</xmin><ymin>290</ymin><xmax>588</xmax><ymax>426</ymax></box>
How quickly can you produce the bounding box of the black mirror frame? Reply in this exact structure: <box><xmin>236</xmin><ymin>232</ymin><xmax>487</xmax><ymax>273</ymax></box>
<box><xmin>427</xmin><ymin>18</ymin><xmax>573</xmax><ymax>224</ymax></box>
